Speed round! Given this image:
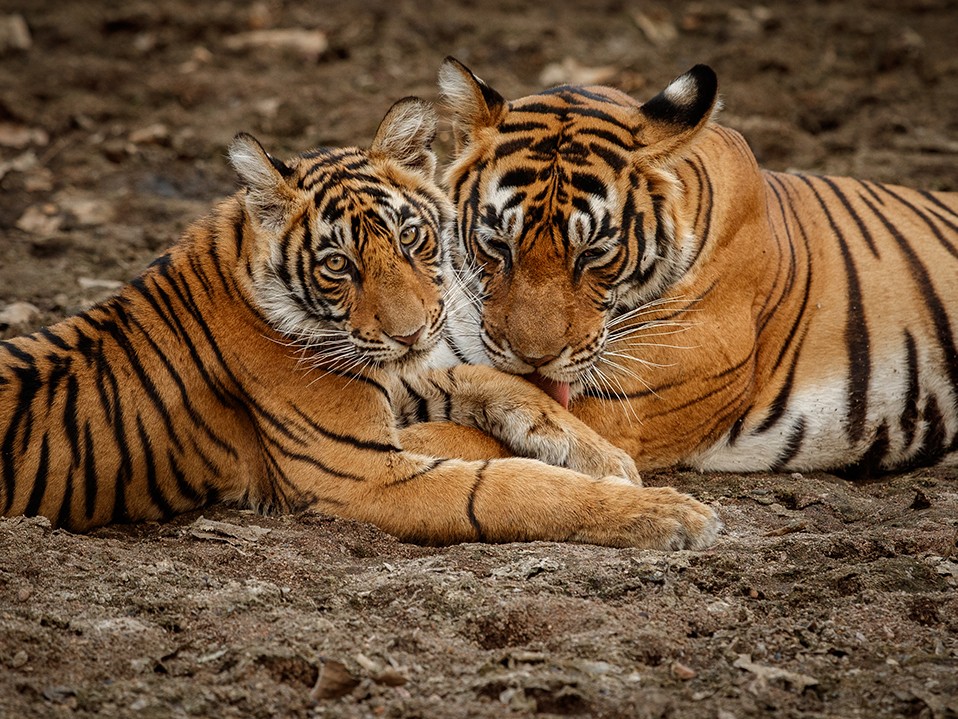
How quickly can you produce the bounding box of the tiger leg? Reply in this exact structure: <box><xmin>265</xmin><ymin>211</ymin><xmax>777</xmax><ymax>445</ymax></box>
<box><xmin>398</xmin><ymin>365</ymin><xmax>641</xmax><ymax>484</ymax></box>
<box><xmin>398</xmin><ymin>422</ymin><xmax>512</xmax><ymax>461</ymax></box>
<box><xmin>313</xmin><ymin>454</ymin><xmax>719</xmax><ymax>549</ymax></box>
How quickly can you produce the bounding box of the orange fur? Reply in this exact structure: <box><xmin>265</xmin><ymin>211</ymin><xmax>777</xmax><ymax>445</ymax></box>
<box><xmin>440</xmin><ymin>60</ymin><xmax>958</xmax><ymax>475</ymax></box>
<box><xmin>0</xmin><ymin>98</ymin><xmax>719</xmax><ymax>548</ymax></box>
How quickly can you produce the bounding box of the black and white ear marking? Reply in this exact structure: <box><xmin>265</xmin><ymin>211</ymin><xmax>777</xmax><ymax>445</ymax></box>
<box><xmin>635</xmin><ymin>65</ymin><xmax>719</xmax><ymax>158</ymax></box>
<box><xmin>438</xmin><ymin>57</ymin><xmax>507</xmax><ymax>148</ymax></box>
<box><xmin>227</xmin><ymin>132</ymin><xmax>298</xmax><ymax>231</ymax></box>
<box><xmin>370</xmin><ymin>97</ymin><xmax>439</xmax><ymax>178</ymax></box>
<box><xmin>640</xmin><ymin>65</ymin><xmax>718</xmax><ymax>128</ymax></box>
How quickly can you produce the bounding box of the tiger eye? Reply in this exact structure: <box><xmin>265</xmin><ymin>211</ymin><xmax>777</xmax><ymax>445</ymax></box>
<box><xmin>323</xmin><ymin>254</ymin><xmax>348</xmax><ymax>274</ymax></box>
<box><xmin>399</xmin><ymin>226</ymin><xmax>420</xmax><ymax>247</ymax></box>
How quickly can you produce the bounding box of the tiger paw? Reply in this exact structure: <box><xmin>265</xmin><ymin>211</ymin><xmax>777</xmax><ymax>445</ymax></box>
<box><xmin>565</xmin><ymin>436</ymin><xmax>641</xmax><ymax>485</ymax></box>
<box><xmin>575</xmin><ymin>484</ymin><xmax>722</xmax><ymax>550</ymax></box>
<box><xmin>519</xmin><ymin>413</ymin><xmax>641</xmax><ymax>485</ymax></box>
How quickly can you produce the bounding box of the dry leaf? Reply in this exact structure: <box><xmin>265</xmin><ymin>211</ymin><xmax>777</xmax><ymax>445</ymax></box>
<box><xmin>188</xmin><ymin>516</ymin><xmax>271</xmax><ymax>544</ymax></box>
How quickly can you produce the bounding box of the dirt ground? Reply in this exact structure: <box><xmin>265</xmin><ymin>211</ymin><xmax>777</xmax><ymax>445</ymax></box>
<box><xmin>1</xmin><ymin>1</ymin><xmax>957</xmax><ymax>717</ymax></box>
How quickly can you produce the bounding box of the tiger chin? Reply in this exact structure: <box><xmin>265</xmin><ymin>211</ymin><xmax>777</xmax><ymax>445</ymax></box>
<box><xmin>439</xmin><ymin>59</ymin><xmax>958</xmax><ymax>476</ymax></box>
<box><xmin>0</xmin><ymin>97</ymin><xmax>720</xmax><ymax>550</ymax></box>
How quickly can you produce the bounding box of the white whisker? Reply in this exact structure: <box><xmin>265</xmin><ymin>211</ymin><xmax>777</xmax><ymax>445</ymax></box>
<box><xmin>601</xmin><ymin>350</ymin><xmax>676</xmax><ymax>369</ymax></box>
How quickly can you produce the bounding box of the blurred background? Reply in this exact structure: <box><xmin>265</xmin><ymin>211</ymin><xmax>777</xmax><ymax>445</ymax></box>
<box><xmin>1</xmin><ymin>0</ymin><xmax>957</xmax><ymax>333</ymax></box>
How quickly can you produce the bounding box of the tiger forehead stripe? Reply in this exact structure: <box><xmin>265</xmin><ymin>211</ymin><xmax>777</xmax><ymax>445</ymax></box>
<box><xmin>296</xmin><ymin>148</ymin><xmax>368</xmax><ymax>188</ymax></box>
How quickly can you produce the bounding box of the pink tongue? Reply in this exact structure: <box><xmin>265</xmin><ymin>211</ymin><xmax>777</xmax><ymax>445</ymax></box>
<box><xmin>528</xmin><ymin>372</ymin><xmax>571</xmax><ymax>409</ymax></box>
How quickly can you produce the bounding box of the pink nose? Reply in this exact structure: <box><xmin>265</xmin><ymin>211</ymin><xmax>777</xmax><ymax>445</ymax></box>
<box><xmin>389</xmin><ymin>326</ymin><xmax>425</xmax><ymax>347</ymax></box>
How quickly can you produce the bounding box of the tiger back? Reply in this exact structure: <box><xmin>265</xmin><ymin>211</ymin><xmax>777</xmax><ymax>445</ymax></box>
<box><xmin>439</xmin><ymin>59</ymin><xmax>958</xmax><ymax>474</ymax></box>
<box><xmin>0</xmin><ymin>97</ymin><xmax>721</xmax><ymax>549</ymax></box>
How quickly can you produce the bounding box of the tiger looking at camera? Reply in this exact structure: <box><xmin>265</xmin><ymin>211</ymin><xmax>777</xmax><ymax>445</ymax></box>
<box><xmin>438</xmin><ymin>58</ymin><xmax>958</xmax><ymax>474</ymax></box>
<box><xmin>0</xmin><ymin>97</ymin><xmax>720</xmax><ymax>549</ymax></box>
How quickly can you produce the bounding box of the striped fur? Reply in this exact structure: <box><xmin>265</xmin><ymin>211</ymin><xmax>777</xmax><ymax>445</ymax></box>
<box><xmin>0</xmin><ymin>98</ymin><xmax>720</xmax><ymax>548</ymax></box>
<box><xmin>440</xmin><ymin>60</ymin><xmax>958</xmax><ymax>474</ymax></box>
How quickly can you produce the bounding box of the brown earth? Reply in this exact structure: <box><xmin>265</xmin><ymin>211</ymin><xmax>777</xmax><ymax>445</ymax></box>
<box><xmin>1</xmin><ymin>1</ymin><xmax>957</xmax><ymax>717</ymax></box>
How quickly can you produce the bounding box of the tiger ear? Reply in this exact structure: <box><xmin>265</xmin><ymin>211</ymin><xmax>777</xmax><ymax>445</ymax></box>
<box><xmin>634</xmin><ymin>65</ymin><xmax>719</xmax><ymax>160</ymax></box>
<box><xmin>228</xmin><ymin>132</ymin><xmax>298</xmax><ymax>231</ymax></box>
<box><xmin>438</xmin><ymin>57</ymin><xmax>506</xmax><ymax>150</ymax></box>
<box><xmin>369</xmin><ymin>97</ymin><xmax>438</xmax><ymax>179</ymax></box>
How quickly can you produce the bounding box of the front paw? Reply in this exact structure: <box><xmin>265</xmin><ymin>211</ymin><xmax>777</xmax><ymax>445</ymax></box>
<box><xmin>563</xmin><ymin>431</ymin><xmax>641</xmax><ymax>485</ymax></box>
<box><xmin>576</xmin><ymin>485</ymin><xmax>722</xmax><ymax>550</ymax></box>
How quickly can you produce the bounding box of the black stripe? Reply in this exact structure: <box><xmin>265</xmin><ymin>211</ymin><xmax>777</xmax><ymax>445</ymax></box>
<box><xmin>796</xmin><ymin>175</ymin><xmax>870</xmax><ymax>442</ymax></box>
<box><xmin>121</xmin><ymin>302</ymin><xmax>238</xmax><ymax>459</ymax></box>
<box><xmin>24</xmin><ymin>433</ymin><xmax>50</xmax><ymax>517</ymax></box>
<box><xmin>570</xmin><ymin>172</ymin><xmax>607</xmax><ymax>199</ymax></box>
<box><xmin>2</xmin><ymin>360</ymin><xmax>42</xmax><ymax>512</ymax></box>
<box><xmin>915</xmin><ymin>396</ymin><xmax>948</xmax><ymax>466</ymax></box>
<box><xmin>467</xmin><ymin>461</ymin><xmax>489</xmax><ymax>542</ymax></box>
<box><xmin>819</xmin><ymin>177</ymin><xmax>880</xmax><ymax>258</ymax></box>
<box><xmin>755</xmin><ymin>330</ymin><xmax>807</xmax><ymax>434</ymax></box>
<box><xmin>83</xmin><ymin>422</ymin><xmax>97</xmax><ymax>520</ymax></box>
<box><xmin>762</xmin><ymin>175</ymin><xmax>814</xmax><ymax>368</ymax></box>
<box><xmin>900</xmin><ymin>330</ymin><xmax>920</xmax><ymax>450</ymax></box>
<box><xmin>881</xmin><ymin>186</ymin><xmax>958</xmax><ymax>259</ymax></box>
<box><xmin>493</xmin><ymin>138</ymin><xmax>533</xmax><ymax>160</ymax></box>
<box><xmin>293</xmin><ymin>406</ymin><xmax>400</xmax><ymax>453</ymax></box>
<box><xmin>835</xmin><ymin>423</ymin><xmax>890</xmax><ymax>479</ymax></box>
<box><xmin>683</xmin><ymin>155</ymin><xmax>714</xmax><ymax>270</ymax></box>
<box><xmin>55</xmin><ymin>464</ymin><xmax>74</xmax><ymax>530</ymax></box>
<box><xmin>137</xmin><ymin>415</ymin><xmax>175</xmax><ymax>520</ymax></box>
<box><xmin>577</xmin><ymin>127</ymin><xmax>630</xmax><ymax>147</ymax></box>
<box><xmin>128</xmin><ymin>276</ymin><xmax>187</xmax><ymax>343</ymax></box>
<box><xmin>187</xmin><ymin>253</ymin><xmax>216</xmax><ymax>296</ymax></box>
<box><xmin>268</xmin><ymin>437</ymin><xmax>368</xmax><ymax>483</ymax></box>
<box><xmin>389</xmin><ymin>458</ymin><xmax>449</xmax><ymax>486</ymax></box>
<box><xmin>38</xmin><ymin>327</ymin><xmax>72</xmax><ymax>351</ymax></box>
<box><xmin>101</xmin><ymin>305</ymin><xmax>184</xmax><ymax>453</ymax></box>
<box><xmin>917</xmin><ymin>189</ymin><xmax>958</xmax><ymax>222</ymax></box>
<box><xmin>498</xmin><ymin>167</ymin><xmax>538</xmax><ymax>190</ymax></box>
<box><xmin>770</xmin><ymin>418</ymin><xmax>806</xmax><ymax>471</ymax></box>
<box><xmin>642</xmin><ymin>351</ymin><xmax>754</xmax><ymax>419</ymax></box>
<box><xmin>587</xmin><ymin>142</ymin><xmax>626</xmax><ymax>173</ymax></box>
<box><xmin>189</xmin><ymin>436</ymin><xmax>222</xmax><ymax>485</ymax></box>
<box><xmin>431</xmin><ymin>377</ymin><xmax>453</xmax><ymax>421</ymax></box>
<box><xmin>110</xmin><ymin>462</ymin><xmax>130</xmax><ymax>525</ymax></box>
<box><xmin>166</xmin><ymin>449</ymin><xmax>203</xmax><ymax>507</ymax></box>
<box><xmin>859</xmin><ymin>190</ymin><xmax>958</xmax><ymax>397</ymax></box>
<box><xmin>498</xmin><ymin>121</ymin><xmax>550</xmax><ymax>134</ymax></box>
<box><xmin>63</xmin><ymin>371</ymin><xmax>81</xmax><ymax>468</ymax></box>
<box><xmin>401</xmin><ymin>378</ymin><xmax>431</xmax><ymax>423</ymax></box>
<box><xmin>164</xmin><ymin>268</ymin><xmax>305</xmax><ymax>442</ymax></box>
<box><xmin>233</xmin><ymin>208</ymin><xmax>246</xmax><ymax>257</ymax></box>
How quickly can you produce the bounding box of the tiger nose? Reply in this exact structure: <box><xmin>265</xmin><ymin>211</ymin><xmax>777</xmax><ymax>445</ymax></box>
<box><xmin>518</xmin><ymin>352</ymin><xmax>558</xmax><ymax>369</ymax></box>
<box><xmin>389</xmin><ymin>326</ymin><xmax>425</xmax><ymax>347</ymax></box>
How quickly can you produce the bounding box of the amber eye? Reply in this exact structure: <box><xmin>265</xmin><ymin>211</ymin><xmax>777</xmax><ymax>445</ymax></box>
<box><xmin>399</xmin><ymin>225</ymin><xmax>420</xmax><ymax>248</ymax></box>
<box><xmin>322</xmin><ymin>254</ymin><xmax>349</xmax><ymax>275</ymax></box>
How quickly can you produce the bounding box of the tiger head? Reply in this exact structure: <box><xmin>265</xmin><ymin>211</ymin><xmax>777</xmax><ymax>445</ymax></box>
<box><xmin>439</xmin><ymin>59</ymin><xmax>719</xmax><ymax>406</ymax></box>
<box><xmin>228</xmin><ymin>97</ymin><xmax>455</xmax><ymax>371</ymax></box>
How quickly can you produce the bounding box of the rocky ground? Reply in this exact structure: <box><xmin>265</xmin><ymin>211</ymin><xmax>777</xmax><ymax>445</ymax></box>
<box><xmin>1</xmin><ymin>1</ymin><xmax>957</xmax><ymax>717</ymax></box>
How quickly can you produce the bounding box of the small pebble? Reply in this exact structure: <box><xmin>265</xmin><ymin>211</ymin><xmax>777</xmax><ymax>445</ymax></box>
<box><xmin>671</xmin><ymin>661</ymin><xmax>697</xmax><ymax>680</ymax></box>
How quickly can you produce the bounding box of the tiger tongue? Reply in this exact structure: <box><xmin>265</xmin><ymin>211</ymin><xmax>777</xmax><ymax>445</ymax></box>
<box><xmin>528</xmin><ymin>371</ymin><xmax>571</xmax><ymax>409</ymax></box>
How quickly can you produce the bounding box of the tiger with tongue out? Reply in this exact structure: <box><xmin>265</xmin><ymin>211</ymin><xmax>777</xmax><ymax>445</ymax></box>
<box><xmin>437</xmin><ymin>58</ymin><xmax>958</xmax><ymax>475</ymax></box>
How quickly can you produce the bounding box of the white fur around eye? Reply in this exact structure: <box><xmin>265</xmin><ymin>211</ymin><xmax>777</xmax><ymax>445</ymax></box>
<box><xmin>568</xmin><ymin>211</ymin><xmax>593</xmax><ymax>248</ymax></box>
<box><xmin>485</xmin><ymin>182</ymin><xmax>526</xmax><ymax>240</ymax></box>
